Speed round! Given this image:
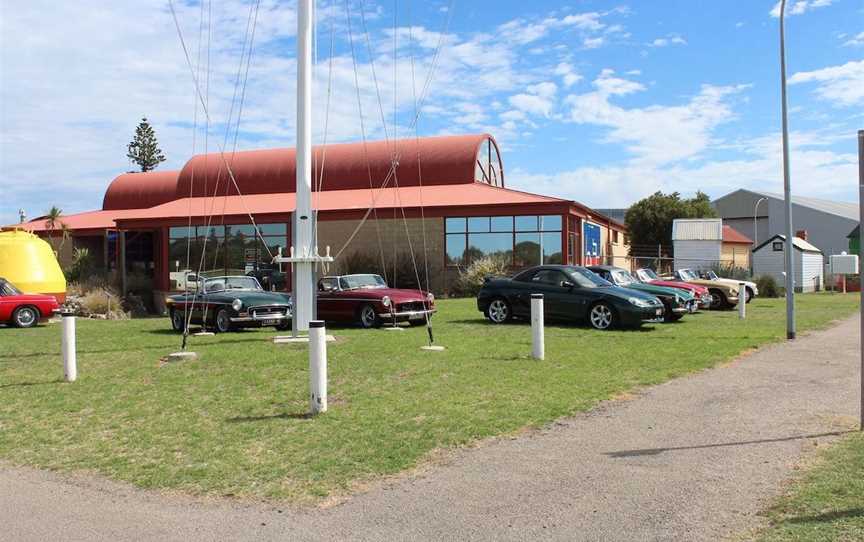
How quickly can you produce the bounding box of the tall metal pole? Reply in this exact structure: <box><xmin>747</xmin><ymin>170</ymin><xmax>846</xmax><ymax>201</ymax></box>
<box><xmin>293</xmin><ymin>0</ymin><xmax>314</xmax><ymax>335</ymax></box>
<box><xmin>857</xmin><ymin>129</ymin><xmax>863</xmax><ymax>431</ymax></box>
<box><xmin>779</xmin><ymin>0</ymin><xmax>796</xmax><ymax>340</ymax></box>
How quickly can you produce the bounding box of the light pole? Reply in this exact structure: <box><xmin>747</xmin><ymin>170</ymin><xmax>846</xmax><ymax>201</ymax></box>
<box><xmin>779</xmin><ymin>0</ymin><xmax>796</xmax><ymax>340</ymax></box>
<box><xmin>857</xmin><ymin>129</ymin><xmax>863</xmax><ymax>431</ymax></box>
<box><xmin>754</xmin><ymin>197</ymin><xmax>767</xmax><ymax>245</ymax></box>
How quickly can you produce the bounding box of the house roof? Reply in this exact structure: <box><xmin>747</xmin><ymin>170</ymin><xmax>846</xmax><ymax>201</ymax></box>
<box><xmin>722</xmin><ymin>225</ymin><xmax>753</xmax><ymax>244</ymax></box>
<box><xmin>672</xmin><ymin>218</ymin><xmax>723</xmax><ymax>241</ymax></box>
<box><xmin>714</xmin><ymin>188</ymin><xmax>858</xmax><ymax>221</ymax></box>
<box><xmin>753</xmin><ymin>234</ymin><xmax>822</xmax><ymax>254</ymax></box>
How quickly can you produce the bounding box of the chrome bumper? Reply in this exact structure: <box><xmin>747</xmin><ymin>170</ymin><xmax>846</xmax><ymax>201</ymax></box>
<box><xmin>231</xmin><ymin>313</ymin><xmax>291</xmax><ymax>323</ymax></box>
<box><xmin>378</xmin><ymin>309</ymin><xmax>436</xmax><ymax>320</ymax></box>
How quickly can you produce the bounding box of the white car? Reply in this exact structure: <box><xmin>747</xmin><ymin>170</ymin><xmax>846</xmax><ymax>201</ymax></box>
<box><xmin>697</xmin><ymin>270</ymin><xmax>758</xmax><ymax>303</ymax></box>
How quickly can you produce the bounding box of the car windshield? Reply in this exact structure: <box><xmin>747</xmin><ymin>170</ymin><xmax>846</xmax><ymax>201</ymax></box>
<box><xmin>339</xmin><ymin>274</ymin><xmax>387</xmax><ymax>290</ymax></box>
<box><xmin>704</xmin><ymin>270</ymin><xmax>719</xmax><ymax>280</ymax></box>
<box><xmin>679</xmin><ymin>269</ymin><xmax>697</xmax><ymax>280</ymax></box>
<box><xmin>204</xmin><ymin>276</ymin><xmax>262</xmax><ymax>293</ymax></box>
<box><xmin>611</xmin><ymin>270</ymin><xmax>636</xmax><ymax>285</ymax></box>
<box><xmin>567</xmin><ymin>267</ymin><xmax>612</xmax><ymax>289</ymax></box>
<box><xmin>1</xmin><ymin>281</ymin><xmax>22</xmax><ymax>295</ymax></box>
<box><xmin>636</xmin><ymin>269</ymin><xmax>659</xmax><ymax>281</ymax></box>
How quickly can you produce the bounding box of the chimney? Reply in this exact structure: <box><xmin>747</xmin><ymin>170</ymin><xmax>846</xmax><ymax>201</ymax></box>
<box><xmin>795</xmin><ymin>229</ymin><xmax>808</xmax><ymax>241</ymax></box>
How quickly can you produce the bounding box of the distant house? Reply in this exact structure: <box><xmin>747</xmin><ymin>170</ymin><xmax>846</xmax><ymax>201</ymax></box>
<box><xmin>712</xmin><ymin>189</ymin><xmax>857</xmax><ymax>256</ymax></box>
<box><xmin>752</xmin><ymin>234</ymin><xmax>824</xmax><ymax>292</ymax></box>
<box><xmin>848</xmin><ymin>225</ymin><xmax>859</xmax><ymax>254</ymax></box>
<box><xmin>672</xmin><ymin>218</ymin><xmax>752</xmax><ymax>271</ymax></box>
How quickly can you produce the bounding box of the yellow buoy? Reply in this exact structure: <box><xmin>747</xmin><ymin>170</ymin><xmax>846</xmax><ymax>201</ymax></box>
<box><xmin>0</xmin><ymin>229</ymin><xmax>67</xmax><ymax>302</ymax></box>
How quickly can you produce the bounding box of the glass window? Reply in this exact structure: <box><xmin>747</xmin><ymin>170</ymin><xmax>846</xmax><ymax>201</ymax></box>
<box><xmin>467</xmin><ymin>233</ymin><xmax>512</xmax><ymax>261</ymax></box>
<box><xmin>446</xmin><ymin>234</ymin><xmax>467</xmax><ymax>265</ymax></box>
<box><xmin>257</xmin><ymin>223</ymin><xmax>285</xmax><ymax>236</ymax></box>
<box><xmin>446</xmin><ymin>217</ymin><xmax>466</xmax><ymax>233</ymax></box>
<box><xmin>532</xmin><ymin>269</ymin><xmax>568</xmax><ymax>286</ymax></box>
<box><xmin>542</xmin><ymin>232</ymin><xmax>563</xmax><ymax>264</ymax></box>
<box><xmin>490</xmin><ymin>216</ymin><xmax>513</xmax><ymax>232</ymax></box>
<box><xmin>468</xmin><ymin>217</ymin><xmax>490</xmax><ymax>233</ymax></box>
<box><xmin>514</xmin><ymin>233</ymin><xmax>540</xmax><ymax>267</ymax></box>
<box><xmin>515</xmin><ymin>216</ymin><xmax>538</xmax><ymax>232</ymax></box>
<box><xmin>540</xmin><ymin>215</ymin><xmax>562</xmax><ymax>232</ymax></box>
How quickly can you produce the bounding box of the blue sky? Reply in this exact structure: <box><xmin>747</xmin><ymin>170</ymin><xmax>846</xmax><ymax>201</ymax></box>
<box><xmin>1</xmin><ymin>0</ymin><xmax>862</xmax><ymax>225</ymax></box>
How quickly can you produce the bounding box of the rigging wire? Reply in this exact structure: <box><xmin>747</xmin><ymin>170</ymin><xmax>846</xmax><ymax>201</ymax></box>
<box><xmin>312</xmin><ymin>12</ymin><xmax>337</xmax><ymax>271</ymax></box>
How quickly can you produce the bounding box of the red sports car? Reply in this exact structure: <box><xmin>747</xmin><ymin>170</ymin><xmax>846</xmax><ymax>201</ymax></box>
<box><xmin>634</xmin><ymin>268</ymin><xmax>713</xmax><ymax>309</ymax></box>
<box><xmin>317</xmin><ymin>273</ymin><xmax>435</xmax><ymax>328</ymax></box>
<box><xmin>0</xmin><ymin>278</ymin><xmax>60</xmax><ymax>328</ymax></box>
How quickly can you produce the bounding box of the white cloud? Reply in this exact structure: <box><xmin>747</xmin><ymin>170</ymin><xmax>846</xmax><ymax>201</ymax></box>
<box><xmin>788</xmin><ymin>60</ymin><xmax>864</xmax><ymax>106</ymax></box>
<box><xmin>554</xmin><ymin>62</ymin><xmax>582</xmax><ymax>87</ymax></box>
<box><xmin>583</xmin><ymin>37</ymin><xmax>605</xmax><ymax>49</ymax></box>
<box><xmin>770</xmin><ymin>0</ymin><xmax>833</xmax><ymax>18</ymax></box>
<box><xmin>843</xmin><ymin>31</ymin><xmax>864</xmax><ymax>47</ymax></box>
<box><xmin>508</xmin><ymin>81</ymin><xmax>557</xmax><ymax>117</ymax></box>
<box><xmin>648</xmin><ymin>34</ymin><xmax>687</xmax><ymax>47</ymax></box>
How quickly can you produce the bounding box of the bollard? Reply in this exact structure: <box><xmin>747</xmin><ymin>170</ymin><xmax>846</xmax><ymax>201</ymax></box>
<box><xmin>309</xmin><ymin>320</ymin><xmax>328</xmax><ymax>414</ymax></box>
<box><xmin>531</xmin><ymin>294</ymin><xmax>544</xmax><ymax>360</ymax></box>
<box><xmin>738</xmin><ymin>282</ymin><xmax>746</xmax><ymax>320</ymax></box>
<box><xmin>61</xmin><ymin>312</ymin><xmax>77</xmax><ymax>382</ymax></box>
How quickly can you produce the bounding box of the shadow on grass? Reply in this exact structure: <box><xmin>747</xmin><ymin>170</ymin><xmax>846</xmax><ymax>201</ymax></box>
<box><xmin>781</xmin><ymin>507</ymin><xmax>864</xmax><ymax>525</ymax></box>
<box><xmin>605</xmin><ymin>430</ymin><xmax>854</xmax><ymax>458</ymax></box>
<box><xmin>447</xmin><ymin>318</ymin><xmax>660</xmax><ymax>333</ymax></box>
<box><xmin>0</xmin><ymin>378</ymin><xmax>64</xmax><ymax>389</ymax></box>
<box><xmin>227</xmin><ymin>412</ymin><xmax>313</xmax><ymax>423</ymax></box>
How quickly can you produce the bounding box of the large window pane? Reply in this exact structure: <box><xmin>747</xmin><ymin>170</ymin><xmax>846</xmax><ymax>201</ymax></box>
<box><xmin>542</xmin><ymin>232</ymin><xmax>563</xmax><ymax>264</ymax></box>
<box><xmin>514</xmin><ymin>233</ymin><xmax>540</xmax><ymax>267</ymax></box>
<box><xmin>467</xmin><ymin>233</ymin><xmax>512</xmax><ymax>262</ymax></box>
<box><xmin>446</xmin><ymin>217</ymin><xmax>466</xmax><ymax>233</ymax></box>
<box><xmin>490</xmin><ymin>216</ymin><xmax>513</xmax><ymax>232</ymax></box>
<box><xmin>468</xmin><ymin>217</ymin><xmax>490</xmax><ymax>233</ymax></box>
<box><xmin>446</xmin><ymin>234</ymin><xmax>466</xmax><ymax>265</ymax></box>
<box><xmin>540</xmin><ymin>215</ymin><xmax>562</xmax><ymax>232</ymax></box>
<box><xmin>257</xmin><ymin>223</ymin><xmax>286</xmax><ymax>236</ymax></box>
<box><xmin>515</xmin><ymin>215</ymin><xmax>538</xmax><ymax>232</ymax></box>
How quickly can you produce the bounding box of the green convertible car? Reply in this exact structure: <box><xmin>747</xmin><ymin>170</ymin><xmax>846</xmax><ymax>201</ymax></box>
<box><xmin>588</xmin><ymin>265</ymin><xmax>697</xmax><ymax>322</ymax></box>
<box><xmin>165</xmin><ymin>275</ymin><xmax>293</xmax><ymax>333</ymax></box>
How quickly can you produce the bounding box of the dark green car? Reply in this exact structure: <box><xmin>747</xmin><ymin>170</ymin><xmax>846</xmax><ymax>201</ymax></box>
<box><xmin>165</xmin><ymin>276</ymin><xmax>293</xmax><ymax>333</ymax></box>
<box><xmin>588</xmin><ymin>265</ymin><xmax>696</xmax><ymax>322</ymax></box>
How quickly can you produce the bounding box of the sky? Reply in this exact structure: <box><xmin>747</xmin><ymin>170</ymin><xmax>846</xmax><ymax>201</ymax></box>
<box><xmin>1</xmin><ymin>0</ymin><xmax>862</xmax><ymax>226</ymax></box>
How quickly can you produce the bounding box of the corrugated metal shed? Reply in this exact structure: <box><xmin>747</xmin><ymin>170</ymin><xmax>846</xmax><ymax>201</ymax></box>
<box><xmin>672</xmin><ymin>218</ymin><xmax>723</xmax><ymax>241</ymax></box>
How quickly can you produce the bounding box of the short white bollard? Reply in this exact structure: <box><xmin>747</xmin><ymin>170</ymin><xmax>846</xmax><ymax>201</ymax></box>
<box><xmin>738</xmin><ymin>282</ymin><xmax>746</xmax><ymax>320</ymax></box>
<box><xmin>61</xmin><ymin>312</ymin><xmax>77</xmax><ymax>382</ymax></box>
<box><xmin>531</xmin><ymin>293</ymin><xmax>545</xmax><ymax>360</ymax></box>
<box><xmin>309</xmin><ymin>320</ymin><xmax>328</xmax><ymax>414</ymax></box>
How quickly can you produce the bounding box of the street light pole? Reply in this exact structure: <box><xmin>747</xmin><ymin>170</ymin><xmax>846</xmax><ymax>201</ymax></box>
<box><xmin>857</xmin><ymin>129</ymin><xmax>863</xmax><ymax>431</ymax></box>
<box><xmin>754</xmin><ymin>197</ymin><xmax>767</xmax><ymax>245</ymax></box>
<box><xmin>779</xmin><ymin>0</ymin><xmax>796</xmax><ymax>340</ymax></box>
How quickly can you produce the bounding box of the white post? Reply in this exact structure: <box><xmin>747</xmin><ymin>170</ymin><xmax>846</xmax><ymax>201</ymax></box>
<box><xmin>738</xmin><ymin>282</ymin><xmax>746</xmax><ymax>320</ymax></box>
<box><xmin>531</xmin><ymin>294</ymin><xmax>544</xmax><ymax>360</ymax></box>
<box><xmin>61</xmin><ymin>312</ymin><xmax>77</xmax><ymax>382</ymax></box>
<box><xmin>292</xmin><ymin>0</ymin><xmax>315</xmax><ymax>335</ymax></box>
<box><xmin>309</xmin><ymin>320</ymin><xmax>327</xmax><ymax>414</ymax></box>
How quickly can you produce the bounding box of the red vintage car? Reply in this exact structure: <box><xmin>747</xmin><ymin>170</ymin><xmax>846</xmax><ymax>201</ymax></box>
<box><xmin>317</xmin><ymin>273</ymin><xmax>435</xmax><ymax>328</ymax></box>
<box><xmin>0</xmin><ymin>278</ymin><xmax>60</xmax><ymax>328</ymax></box>
<box><xmin>634</xmin><ymin>268</ymin><xmax>713</xmax><ymax>309</ymax></box>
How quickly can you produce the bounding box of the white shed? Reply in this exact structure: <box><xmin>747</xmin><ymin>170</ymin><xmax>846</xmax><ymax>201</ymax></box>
<box><xmin>752</xmin><ymin>235</ymin><xmax>824</xmax><ymax>292</ymax></box>
<box><xmin>672</xmin><ymin>218</ymin><xmax>723</xmax><ymax>271</ymax></box>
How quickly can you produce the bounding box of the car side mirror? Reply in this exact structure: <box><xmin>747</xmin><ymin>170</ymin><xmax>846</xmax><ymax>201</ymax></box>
<box><xmin>561</xmin><ymin>280</ymin><xmax>574</xmax><ymax>289</ymax></box>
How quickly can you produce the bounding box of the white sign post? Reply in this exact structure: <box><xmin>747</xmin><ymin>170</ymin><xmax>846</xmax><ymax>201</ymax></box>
<box><xmin>531</xmin><ymin>294</ymin><xmax>545</xmax><ymax>360</ymax></box>
<box><xmin>309</xmin><ymin>320</ymin><xmax>328</xmax><ymax>414</ymax></box>
<box><xmin>738</xmin><ymin>282</ymin><xmax>746</xmax><ymax>320</ymax></box>
<box><xmin>61</xmin><ymin>312</ymin><xmax>77</xmax><ymax>382</ymax></box>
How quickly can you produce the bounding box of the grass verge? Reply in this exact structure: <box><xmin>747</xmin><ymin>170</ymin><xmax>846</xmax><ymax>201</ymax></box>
<box><xmin>0</xmin><ymin>293</ymin><xmax>858</xmax><ymax>502</ymax></box>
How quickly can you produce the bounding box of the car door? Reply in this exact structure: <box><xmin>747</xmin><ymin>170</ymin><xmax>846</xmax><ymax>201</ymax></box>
<box><xmin>316</xmin><ymin>278</ymin><xmax>341</xmax><ymax>321</ymax></box>
<box><xmin>0</xmin><ymin>282</ymin><xmax>14</xmax><ymax>321</ymax></box>
<box><xmin>524</xmin><ymin>269</ymin><xmax>581</xmax><ymax>320</ymax></box>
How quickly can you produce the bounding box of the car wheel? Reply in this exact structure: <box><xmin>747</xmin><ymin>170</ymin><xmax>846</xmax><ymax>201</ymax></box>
<box><xmin>588</xmin><ymin>302</ymin><xmax>615</xmax><ymax>330</ymax></box>
<box><xmin>12</xmin><ymin>306</ymin><xmax>38</xmax><ymax>328</ymax></box>
<box><xmin>709</xmin><ymin>289</ymin><xmax>728</xmax><ymax>309</ymax></box>
<box><xmin>170</xmin><ymin>309</ymin><xmax>187</xmax><ymax>332</ymax></box>
<box><xmin>485</xmin><ymin>297</ymin><xmax>511</xmax><ymax>324</ymax></box>
<box><xmin>745</xmin><ymin>288</ymin><xmax>754</xmax><ymax>303</ymax></box>
<box><xmin>214</xmin><ymin>308</ymin><xmax>232</xmax><ymax>333</ymax></box>
<box><xmin>358</xmin><ymin>304</ymin><xmax>380</xmax><ymax>329</ymax></box>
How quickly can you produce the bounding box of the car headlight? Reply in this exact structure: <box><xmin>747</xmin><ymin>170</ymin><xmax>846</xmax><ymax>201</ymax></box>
<box><xmin>381</xmin><ymin>295</ymin><xmax>391</xmax><ymax>307</ymax></box>
<box><xmin>426</xmin><ymin>292</ymin><xmax>434</xmax><ymax>303</ymax></box>
<box><xmin>231</xmin><ymin>298</ymin><xmax>243</xmax><ymax>311</ymax></box>
<box><xmin>628</xmin><ymin>296</ymin><xmax>652</xmax><ymax>308</ymax></box>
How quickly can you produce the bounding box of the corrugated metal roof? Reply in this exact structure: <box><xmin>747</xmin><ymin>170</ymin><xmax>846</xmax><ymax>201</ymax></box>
<box><xmin>672</xmin><ymin>218</ymin><xmax>723</xmax><ymax>241</ymax></box>
<box><xmin>715</xmin><ymin>189</ymin><xmax>858</xmax><ymax>221</ymax></box>
<box><xmin>753</xmin><ymin>234</ymin><xmax>823</xmax><ymax>254</ymax></box>
<box><xmin>722</xmin><ymin>225</ymin><xmax>753</xmax><ymax>244</ymax></box>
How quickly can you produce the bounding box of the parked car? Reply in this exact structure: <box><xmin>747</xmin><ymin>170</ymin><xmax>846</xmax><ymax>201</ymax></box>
<box><xmin>246</xmin><ymin>264</ymin><xmax>287</xmax><ymax>291</ymax></box>
<box><xmin>165</xmin><ymin>275</ymin><xmax>292</xmax><ymax>332</ymax></box>
<box><xmin>667</xmin><ymin>268</ymin><xmax>740</xmax><ymax>309</ymax></box>
<box><xmin>0</xmin><ymin>277</ymin><xmax>59</xmax><ymax>328</ymax></box>
<box><xmin>634</xmin><ymin>268</ymin><xmax>713</xmax><ymax>310</ymax></box>
<box><xmin>477</xmin><ymin>265</ymin><xmax>665</xmax><ymax>330</ymax></box>
<box><xmin>696</xmin><ymin>270</ymin><xmax>758</xmax><ymax>303</ymax></box>
<box><xmin>317</xmin><ymin>273</ymin><xmax>435</xmax><ymax>328</ymax></box>
<box><xmin>588</xmin><ymin>265</ymin><xmax>696</xmax><ymax>321</ymax></box>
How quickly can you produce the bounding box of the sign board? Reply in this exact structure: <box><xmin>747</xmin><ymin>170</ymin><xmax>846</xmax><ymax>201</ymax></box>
<box><xmin>830</xmin><ymin>254</ymin><xmax>859</xmax><ymax>274</ymax></box>
<box><xmin>244</xmin><ymin>248</ymin><xmax>260</xmax><ymax>263</ymax></box>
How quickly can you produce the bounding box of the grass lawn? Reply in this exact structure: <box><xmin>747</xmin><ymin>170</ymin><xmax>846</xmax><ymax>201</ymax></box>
<box><xmin>0</xmin><ymin>293</ymin><xmax>858</xmax><ymax>502</ymax></box>
<box><xmin>756</xmin><ymin>432</ymin><xmax>864</xmax><ymax>541</ymax></box>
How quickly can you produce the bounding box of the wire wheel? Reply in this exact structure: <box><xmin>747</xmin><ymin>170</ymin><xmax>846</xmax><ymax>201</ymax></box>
<box><xmin>171</xmin><ymin>310</ymin><xmax>187</xmax><ymax>332</ymax></box>
<box><xmin>13</xmin><ymin>306</ymin><xmax>38</xmax><ymax>328</ymax></box>
<box><xmin>486</xmin><ymin>298</ymin><xmax>510</xmax><ymax>324</ymax></box>
<box><xmin>359</xmin><ymin>305</ymin><xmax>379</xmax><ymax>329</ymax></box>
<box><xmin>745</xmin><ymin>288</ymin><xmax>753</xmax><ymax>303</ymax></box>
<box><xmin>710</xmin><ymin>290</ymin><xmax>726</xmax><ymax>309</ymax></box>
<box><xmin>214</xmin><ymin>308</ymin><xmax>232</xmax><ymax>333</ymax></box>
<box><xmin>589</xmin><ymin>303</ymin><xmax>614</xmax><ymax>330</ymax></box>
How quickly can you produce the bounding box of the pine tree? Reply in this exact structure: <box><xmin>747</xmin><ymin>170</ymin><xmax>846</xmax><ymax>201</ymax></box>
<box><xmin>126</xmin><ymin>117</ymin><xmax>166</xmax><ymax>172</ymax></box>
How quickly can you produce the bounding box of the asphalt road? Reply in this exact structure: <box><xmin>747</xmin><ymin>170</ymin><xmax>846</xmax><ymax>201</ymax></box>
<box><xmin>2</xmin><ymin>315</ymin><xmax>860</xmax><ymax>541</ymax></box>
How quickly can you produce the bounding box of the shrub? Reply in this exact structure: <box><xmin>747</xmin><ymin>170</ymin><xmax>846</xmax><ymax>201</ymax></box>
<box><xmin>452</xmin><ymin>256</ymin><xmax>510</xmax><ymax>297</ymax></box>
<box><xmin>66</xmin><ymin>247</ymin><xmax>94</xmax><ymax>282</ymax></box>
<box><xmin>708</xmin><ymin>262</ymin><xmax>751</xmax><ymax>281</ymax></box>
<box><xmin>755</xmin><ymin>274</ymin><xmax>782</xmax><ymax>298</ymax></box>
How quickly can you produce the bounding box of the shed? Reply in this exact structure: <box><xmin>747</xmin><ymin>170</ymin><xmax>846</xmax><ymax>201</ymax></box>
<box><xmin>672</xmin><ymin>218</ymin><xmax>723</xmax><ymax>271</ymax></box>
<box><xmin>721</xmin><ymin>225</ymin><xmax>753</xmax><ymax>269</ymax></box>
<box><xmin>752</xmin><ymin>235</ymin><xmax>824</xmax><ymax>293</ymax></box>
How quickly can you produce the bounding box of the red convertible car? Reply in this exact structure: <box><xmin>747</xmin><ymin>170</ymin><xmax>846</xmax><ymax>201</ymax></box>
<box><xmin>0</xmin><ymin>278</ymin><xmax>60</xmax><ymax>328</ymax></box>
<box><xmin>634</xmin><ymin>268</ymin><xmax>713</xmax><ymax>310</ymax></box>
<box><xmin>317</xmin><ymin>274</ymin><xmax>435</xmax><ymax>328</ymax></box>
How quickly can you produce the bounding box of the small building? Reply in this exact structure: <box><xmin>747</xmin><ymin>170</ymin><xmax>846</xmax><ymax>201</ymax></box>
<box><xmin>721</xmin><ymin>225</ymin><xmax>753</xmax><ymax>269</ymax></box>
<box><xmin>752</xmin><ymin>234</ymin><xmax>824</xmax><ymax>292</ymax></box>
<box><xmin>672</xmin><ymin>218</ymin><xmax>753</xmax><ymax>271</ymax></box>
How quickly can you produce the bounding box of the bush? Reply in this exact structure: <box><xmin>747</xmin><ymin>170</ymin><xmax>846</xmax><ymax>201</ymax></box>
<box><xmin>708</xmin><ymin>262</ymin><xmax>751</xmax><ymax>281</ymax></box>
<box><xmin>451</xmin><ymin>256</ymin><xmax>510</xmax><ymax>297</ymax></box>
<box><xmin>66</xmin><ymin>247</ymin><xmax>94</xmax><ymax>282</ymax></box>
<box><xmin>755</xmin><ymin>274</ymin><xmax>782</xmax><ymax>298</ymax></box>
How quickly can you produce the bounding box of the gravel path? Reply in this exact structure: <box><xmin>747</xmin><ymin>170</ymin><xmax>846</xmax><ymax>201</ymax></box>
<box><xmin>2</xmin><ymin>315</ymin><xmax>860</xmax><ymax>541</ymax></box>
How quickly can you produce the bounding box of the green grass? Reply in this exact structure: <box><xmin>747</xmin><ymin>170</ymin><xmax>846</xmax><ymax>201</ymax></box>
<box><xmin>0</xmin><ymin>294</ymin><xmax>858</xmax><ymax>502</ymax></box>
<box><xmin>756</xmin><ymin>433</ymin><xmax>864</xmax><ymax>541</ymax></box>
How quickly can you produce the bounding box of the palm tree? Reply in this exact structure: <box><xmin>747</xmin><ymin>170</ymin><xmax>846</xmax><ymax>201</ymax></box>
<box><xmin>44</xmin><ymin>206</ymin><xmax>68</xmax><ymax>254</ymax></box>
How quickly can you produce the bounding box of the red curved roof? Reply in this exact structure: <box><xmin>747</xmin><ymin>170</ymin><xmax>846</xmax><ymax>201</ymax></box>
<box><xmin>175</xmin><ymin>133</ymin><xmax>497</xmax><ymax>199</ymax></box>
<box><xmin>102</xmin><ymin>170</ymin><xmax>180</xmax><ymax>211</ymax></box>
